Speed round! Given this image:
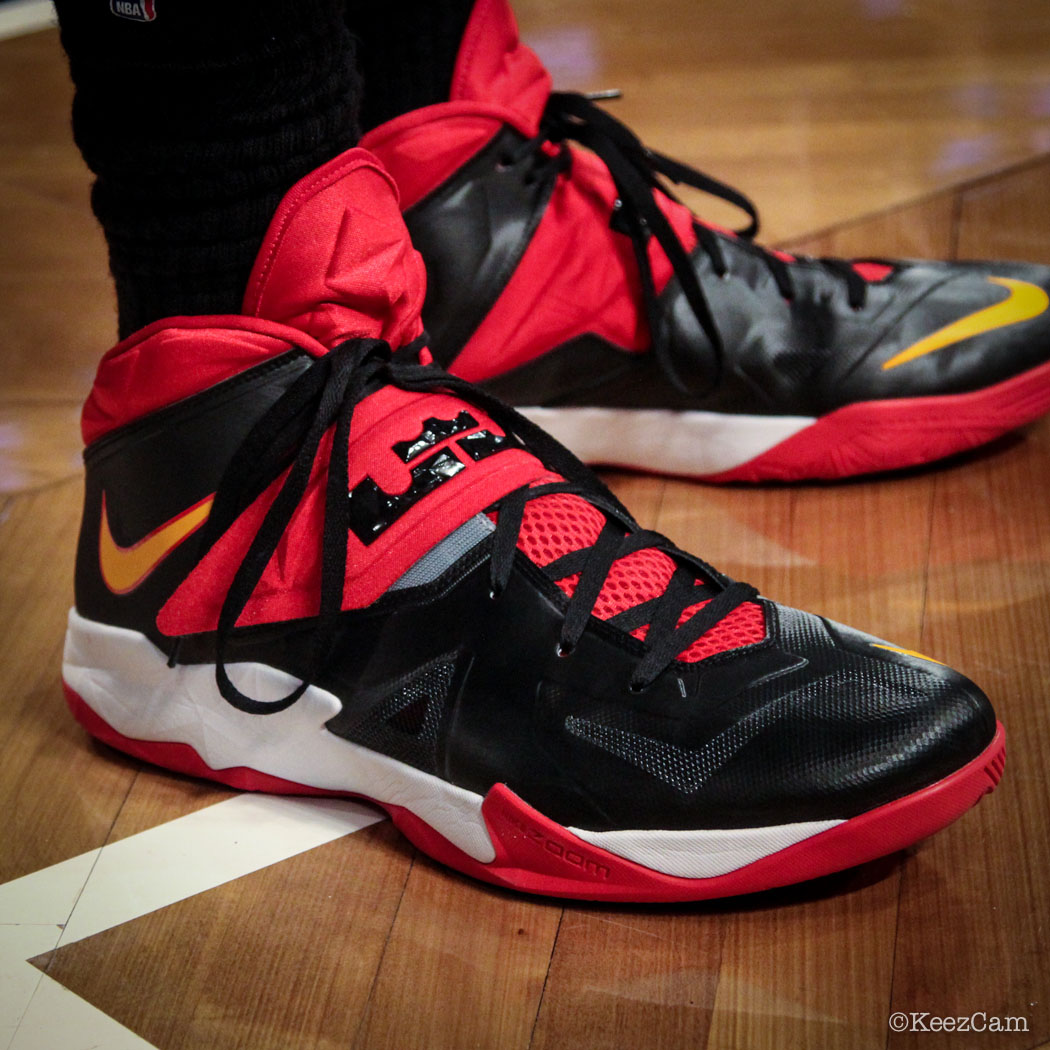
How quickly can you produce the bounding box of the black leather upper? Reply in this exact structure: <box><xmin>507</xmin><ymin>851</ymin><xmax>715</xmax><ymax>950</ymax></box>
<box><xmin>174</xmin><ymin>547</ymin><xmax>993</xmax><ymax>831</ymax></box>
<box><xmin>404</xmin><ymin>126</ymin><xmax>1050</xmax><ymax>415</ymax></box>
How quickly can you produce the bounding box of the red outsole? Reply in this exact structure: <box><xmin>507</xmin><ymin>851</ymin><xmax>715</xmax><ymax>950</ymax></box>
<box><xmin>702</xmin><ymin>357</ymin><xmax>1050</xmax><ymax>482</ymax></box>
<box><xmin>64</xmin><ymin>683</ymin><xmax>1005</xmax><ymax>902</ymax></box>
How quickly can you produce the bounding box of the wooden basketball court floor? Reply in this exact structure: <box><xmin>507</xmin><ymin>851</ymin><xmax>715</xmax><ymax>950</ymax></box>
<box><xmin>1</xmin><ymin>2</ymin><xmax>1049</xmax><ymax>1047</ymax></box>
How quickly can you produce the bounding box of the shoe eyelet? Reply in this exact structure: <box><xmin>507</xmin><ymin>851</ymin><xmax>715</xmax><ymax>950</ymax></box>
<box><xmin>488</xmin><ymin>585</ymin><xmax>503</xmax><ymax>601</ymax></box>
<box><xmin>495</xmin><ymin>155</ymin><xmax>515</xmax><ymax>172</ymax></box>
<box><xmin>556</xmin><ymin>641</ymin><xmax>575</xmax><ymax>658</ymax></box>
<box><xmin>628</xmin><ymin>680</ymin><xmax>648</xmax><ymax>694</ymax></box>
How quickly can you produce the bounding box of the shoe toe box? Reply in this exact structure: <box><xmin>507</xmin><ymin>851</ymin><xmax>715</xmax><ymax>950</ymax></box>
<box><xmin>853</xmin><ymin>259</ymin><xmax>1050</xmax><ymax>397</ymax></box>
<box><xmin>550</xmin><ymin>603</ymin><xmax>996</xmax><ymax>831</ymax></box>
<box><xmin>683</xmin><ymin>606</ymin><xmax>997</xmax><ymax>826</ymax></box>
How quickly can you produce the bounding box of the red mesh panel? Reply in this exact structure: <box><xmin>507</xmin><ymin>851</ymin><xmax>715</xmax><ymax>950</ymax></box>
<box><xmin>853</xmin><ymin>261</ymin><xmax>893</xmax><ymax>282</ymax></box>
<box><xmin>515</xmin><ymin>493</ymin><xmax>604</xmax><ymax>568</ymax></box>
<box><xmin>555</xmin><ymin>572</ymin><xmax>579</xmax><ymax>598</ymax></box>
<box><xmin>511</xmin><ymin>493</ymin><xmax>766</xmax><ymax>661</ymax></box>
<box><xmin>591</xmin><ymin>549</ymin><xmax>674</xmax><ymax>620</ymax></box>
<box><xmin>630</xmin><ymin>599</ymin><xmax>766</xmax><ymax>662</ymax></box>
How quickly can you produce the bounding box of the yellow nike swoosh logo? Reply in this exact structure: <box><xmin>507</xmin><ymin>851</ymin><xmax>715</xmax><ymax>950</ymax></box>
<box><xmin>881</xmin><ymin>276</ymin><xmax>1049</xmax><ymax>371</ymax></box>
<box><xmin>871</xmin><ymin>643</ymin><xmax>945</xmax><ymax>666</ymax></box>
<box><xmin>99</xmin><ymin>492</ymin><xmax>213</xmax><ymax>594</ymax></box>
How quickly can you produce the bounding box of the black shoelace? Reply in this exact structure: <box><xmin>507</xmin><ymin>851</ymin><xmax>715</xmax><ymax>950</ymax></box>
<box><xmin>191</xmin><ymin>337</ymin><xmax>758</xmax><ymax>714</ymax></box>
<box><xmin>507</xmin><ymin>91</ymin><xmax>870</xmax><ymax>393</ymax></box>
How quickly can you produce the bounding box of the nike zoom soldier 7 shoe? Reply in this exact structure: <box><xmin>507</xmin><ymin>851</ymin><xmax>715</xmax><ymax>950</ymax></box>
<box><xmin>362</xmin><ymin>0</ymin><xmax>1050</xmax><ymax>482</ymax></box>
<box><xmin>63</xmin><ymin>150</ymin><xmax>1005</xmax><ymax>902</ymax></box>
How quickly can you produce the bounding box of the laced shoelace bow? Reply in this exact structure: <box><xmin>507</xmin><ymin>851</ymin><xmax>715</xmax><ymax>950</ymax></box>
<box><xmin>189</xmin><ymin>337</ymin><xmax>758</xmax><ymax>713</ymax></box>
<box><xmin>513</xmin><ymin>91</ymin><xmax>870</xmax><ymax>394</ymax></box>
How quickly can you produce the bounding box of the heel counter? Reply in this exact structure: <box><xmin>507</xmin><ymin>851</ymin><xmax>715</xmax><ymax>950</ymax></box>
<box><xmin>73</xmin><ymin>457</ymin><xmax>107</xmax><ymax>622</ymax></box>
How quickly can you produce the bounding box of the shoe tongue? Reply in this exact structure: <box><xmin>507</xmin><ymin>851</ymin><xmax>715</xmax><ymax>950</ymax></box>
<box><xmin>242</xmin><ymin>149</ymin><xmax>427</xmax><ymax>351</ymax></box>
<box><xmin>449</xmin><ymin>0</ymin><xmax>551</xmax><ymax>125</ymax></box>
<box><xmin>156</xmin><ymin>148</ymin><xmax>566</xmax><ymax>637</ymax></box>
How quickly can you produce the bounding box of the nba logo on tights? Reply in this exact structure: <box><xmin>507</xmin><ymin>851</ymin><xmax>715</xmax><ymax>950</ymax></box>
<box><xmin>110</xmin><ymin>0</ymin><xmax>157</xmax><ymax>22</ymax></box>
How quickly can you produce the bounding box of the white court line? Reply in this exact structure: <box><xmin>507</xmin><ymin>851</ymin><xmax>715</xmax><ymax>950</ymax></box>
<box><xmin>1</xmin><ymin>794</ymin><xmax>385</xmax><ymax>1050</ymax></box>
<box><xmin>0</xmin><ymin>1</ymin><xmax>56</xmax><ymax>42</ymax></box>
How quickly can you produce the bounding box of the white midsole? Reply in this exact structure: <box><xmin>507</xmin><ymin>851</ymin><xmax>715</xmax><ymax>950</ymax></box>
<box><xmin>518</xmin><ymin>405</ymin><xmax>815</xmax><ymax>476</ymax></box>
<box><xmin>62</xmin><ymin>609</ymin><xmax>496</xmax><ymax>863</ymax></box>
<box><xmin>567</xmin><ymin>819</ymin><xmax>841</xmax><ymax>880</ymax></box>
<box><xmin>63</xmin><ymin>610</ymin><xmax>841</xmax><ymax>880</ymax></box>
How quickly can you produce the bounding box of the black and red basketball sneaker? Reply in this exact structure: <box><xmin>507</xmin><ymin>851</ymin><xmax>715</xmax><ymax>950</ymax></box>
<box><xmin>63</xmin><ymin>149</ymin><xmax>1004</xmax><ymax>902</ymax></box>
<box><xmin>362</xmin><ymin>0</ymin><xmax>1050</xmax><ymax>482</ymax></box>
